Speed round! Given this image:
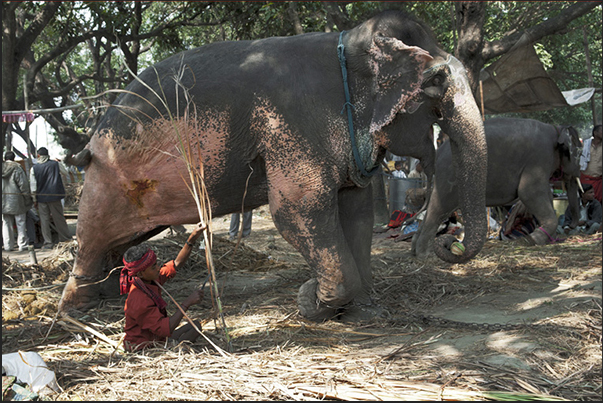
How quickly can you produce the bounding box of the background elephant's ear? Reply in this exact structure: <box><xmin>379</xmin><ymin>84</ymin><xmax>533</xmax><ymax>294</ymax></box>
<box><xmin>559</xmin><ymin>126</ymin><xmax>583</xmax><ymax>171</ymax></box>
<box><xmin>368</xmin><ymin>35</ymin><xmax>433</xmax><ymax>135</ymax></box>
<box><xmin>557</xmin><ymin>126</ymin><xmax>577</xmax><ymax>154</ymax></box>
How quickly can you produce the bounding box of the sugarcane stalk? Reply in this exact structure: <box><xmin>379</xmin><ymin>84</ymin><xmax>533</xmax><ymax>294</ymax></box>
<box><xmin>114</xmin><ymin>59</ymin><xmax>232</xmax><ymax>352</ymax></box>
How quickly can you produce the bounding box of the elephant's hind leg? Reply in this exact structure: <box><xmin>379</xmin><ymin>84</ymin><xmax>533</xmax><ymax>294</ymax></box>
<box><xmin>518</xmin><ymin>182</ymin><xmax>558</xmax><ymax>245</ymax></box>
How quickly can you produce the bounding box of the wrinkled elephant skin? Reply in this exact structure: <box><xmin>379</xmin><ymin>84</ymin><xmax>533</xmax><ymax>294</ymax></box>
<box><xmin>413</xmin><ymin>117</ymin><xmax>582</xmax><ymax>257</ymax></box>
<box><xmin>58</xmin><ymin>11</ymin><xmax>488</xmax><ymax>322</ymax></box>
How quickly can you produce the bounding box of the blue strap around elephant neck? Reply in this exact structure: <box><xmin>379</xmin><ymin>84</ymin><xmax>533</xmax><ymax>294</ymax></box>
<box><xmin>337</xmin><ymin>31</ymin><xmax>378</xmax><ymax>177</ymax></box>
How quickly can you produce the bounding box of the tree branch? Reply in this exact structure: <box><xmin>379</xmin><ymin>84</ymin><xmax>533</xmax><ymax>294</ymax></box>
<box><xmin>14</xmin><ymin>2</ymin><xmax>61</xmax><ymax>64</ymax></box>
<box><xmin>482</xmin><ymin>1</ymin><xmax>599</xmax><ymax>61</ymax></box>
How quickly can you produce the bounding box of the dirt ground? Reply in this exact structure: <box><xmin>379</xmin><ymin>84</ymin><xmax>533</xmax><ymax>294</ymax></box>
<box><xmin>2</xmin><ymin>205</ymin><xmax>601</xmax><ymax>401</ymax></box>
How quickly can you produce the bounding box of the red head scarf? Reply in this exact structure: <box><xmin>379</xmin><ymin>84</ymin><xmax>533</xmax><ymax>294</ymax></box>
<box><xmin>120</xmin><ymin>249</ymin><xmax>157</xmax><ymax>295</ymax></box>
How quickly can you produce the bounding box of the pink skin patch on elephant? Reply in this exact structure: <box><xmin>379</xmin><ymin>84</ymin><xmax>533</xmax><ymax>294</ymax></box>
<box><xmin>250</xmin><ymin>99</ymin><xmax>352</xmax><ymax>290</ymax></box>
<box><xmin>80</xmin><ymin>112</ymin><xmax>233</xmax><ymax>239</ymax></box>
<box><xmin>253</xmin><ymin>99</ymin><xmax>342</xmax><ymax>213</ymax></box>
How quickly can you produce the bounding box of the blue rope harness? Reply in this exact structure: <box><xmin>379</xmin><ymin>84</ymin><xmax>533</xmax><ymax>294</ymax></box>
<box><xmin>337</xmin><ymin>31</ymin><xmax>378</xmax><ymax>178</ymax></box>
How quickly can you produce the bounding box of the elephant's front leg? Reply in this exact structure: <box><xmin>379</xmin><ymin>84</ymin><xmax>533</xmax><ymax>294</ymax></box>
<box><xmin>335</xmin><ymin>185</ymin><xmax>387</xmax><ymax>322</ymax></box>
<box><xmin>267</xmin><ymin>181</ymin><xmax>371</xmax><ymax>322</ymax></box>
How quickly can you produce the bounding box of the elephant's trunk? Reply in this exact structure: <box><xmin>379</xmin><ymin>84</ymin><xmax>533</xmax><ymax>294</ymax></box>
<box><xmin>433</xmin><ymin>92</ymin><xmax>488</xmax><ymax>263</ymax></box>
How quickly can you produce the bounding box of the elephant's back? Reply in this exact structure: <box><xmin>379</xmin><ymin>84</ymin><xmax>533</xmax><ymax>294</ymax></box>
<box><xmin>131</xmin><ymin>32</ymin><xmax>338</xmax><ymax>95</ymax></box>
<box><xmin>484</xmin><ymin>117</ymin><xmax>554</xmax><ymax>143</ymax></box>
<box><xmin>100</xmin><ymin>32</ymin><xmax>340</xmax><ymax>140</ymax></box>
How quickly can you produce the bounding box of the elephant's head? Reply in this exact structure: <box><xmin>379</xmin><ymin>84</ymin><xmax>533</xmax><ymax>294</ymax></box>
<box><xmin>352</xmin><ymin>11</ymin><xmax>488</xmax><ymax>263</ymax></box>
<box><xmin>557</xmin><ymin>125</ymin><xmax>582</xmax><ymax>229</ymax></box>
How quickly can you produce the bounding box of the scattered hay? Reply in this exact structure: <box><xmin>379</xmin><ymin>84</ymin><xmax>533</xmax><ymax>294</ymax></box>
<box><xmin>1</xmin><ymin>226</ymin><xmax>601</xmax><ymax>401</ymax></box>
<box><xmin>63</xmin><ymin>182</ymin><xmax>84</xmax><ymax>211</ymax></box>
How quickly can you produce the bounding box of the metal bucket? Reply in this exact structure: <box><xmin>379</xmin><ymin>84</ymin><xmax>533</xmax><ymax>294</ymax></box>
<box><xmin>388</xmin><ymin>177</ymin><xmax>424</xmax><ymax>214</ymax></box>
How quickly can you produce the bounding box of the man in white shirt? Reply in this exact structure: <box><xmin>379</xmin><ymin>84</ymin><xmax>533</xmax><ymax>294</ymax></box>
<box><xmin>580</xmin><ymin>124</ymin><xmax>602</xmax><ymax>203</ymax></box>
<box><xmin>392</xmin><ymin>160</ymin><xmax>407</xmax><ymax>179</ymax></box>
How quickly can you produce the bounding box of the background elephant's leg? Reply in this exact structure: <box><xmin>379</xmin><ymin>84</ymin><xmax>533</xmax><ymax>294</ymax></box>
<box><xmin>412</xmin><ymin>186</ymin><xmax>456</xmax><ymax>257</ymax></box>
<box><xmin>518</xmin><ymin>180</ymin><xmax>558</xmax><ymax>245</ymax></box>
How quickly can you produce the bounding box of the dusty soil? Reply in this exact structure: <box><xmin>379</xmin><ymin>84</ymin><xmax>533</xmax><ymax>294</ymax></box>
<box><xmin>2</xmin><ymin>205</ymin><xmax>601</xmax><ymax>400</ymax></box>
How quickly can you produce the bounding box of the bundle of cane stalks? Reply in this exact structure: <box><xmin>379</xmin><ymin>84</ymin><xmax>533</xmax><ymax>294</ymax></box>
<box><xmin>106</xmin><ymin>58</ymin><xmax>232</xmax><ymax>353</ymax></box>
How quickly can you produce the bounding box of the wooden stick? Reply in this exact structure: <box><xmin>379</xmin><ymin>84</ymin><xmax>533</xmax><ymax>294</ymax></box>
<box><xmin>157</xmin><ymin>282</ymin><xmax>231</xmax><ymax>358</ymax></box>
<box><xmin>58</xmin><ymin>315</ymin><xmax>121</xmax><ymax>349</ymax></box>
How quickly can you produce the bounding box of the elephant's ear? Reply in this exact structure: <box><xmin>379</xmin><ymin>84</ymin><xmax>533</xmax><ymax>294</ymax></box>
<box><xmin>368</xmin><ymin>35</ymin><xmax>433</xmax><ymax>135</ymax></box>
<box><xmin>559</xmin><ymin>126</ymin><xmax>583</xmax><ymax>170</ymax></box>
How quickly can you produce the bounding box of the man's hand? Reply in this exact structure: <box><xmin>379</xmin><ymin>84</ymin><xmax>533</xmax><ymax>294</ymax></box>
<box><xmin>182</xmin><ymin>288</ymin><xmax>204</xmax><ymax>309</ymax></box>
<box><xmin>189</xmin><ymin>222</ymin><xmax>207</xmax><ymax>243</ymax></box>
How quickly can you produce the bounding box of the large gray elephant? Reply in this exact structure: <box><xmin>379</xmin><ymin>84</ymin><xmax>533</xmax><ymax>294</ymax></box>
<box><xmin>58</xmin><ymin>10</ymin><xmax>487</xmax><ymax>322</ymax></box>
<box><xmin>413</xmin><ymin>117</ymin><xmax>582</xmax><ymax>258</ymax></box>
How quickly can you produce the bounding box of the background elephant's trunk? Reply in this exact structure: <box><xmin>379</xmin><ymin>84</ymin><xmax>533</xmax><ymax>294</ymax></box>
<box><xmin>404</xmin><ymin>160</ymin><xmax>434</xmax><ymax>226</ymax></box>
<box><xmin>433</xmin><ymin>99</ymin><xmax>488</xmax><ymax>263</ymax></box>
<box><xmin>565</xmin><ymin>176</ymin><xmax>581</xmax><ymax>229</ymax></box>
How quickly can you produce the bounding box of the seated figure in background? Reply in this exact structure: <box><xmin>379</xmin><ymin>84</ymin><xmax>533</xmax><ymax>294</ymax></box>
<box><xmin>557</xmin><ymin>183</ymin><xmax>602</xmax><ymax>236</ymax></box>
<box><xmin>498</xmin><ymin>201</ymin><xmax>539</xmax><ymax>241</ymax></box>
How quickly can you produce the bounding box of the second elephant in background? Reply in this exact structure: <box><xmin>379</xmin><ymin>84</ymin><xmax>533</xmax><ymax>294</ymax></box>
<box><xmin>413</xmin><ymin>117</ymin><xmax>583</xmax><ymax>258</ymax></box>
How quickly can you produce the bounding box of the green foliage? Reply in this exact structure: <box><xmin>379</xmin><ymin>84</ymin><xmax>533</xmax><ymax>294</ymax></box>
<box><xmin>480</xmin><ymin>2</ymin><xmax>601</xmax><ymax>128</ymax></box>
<box><xmin>8</xmin><ymin>1</ymin><xmax>603</xmax><ymax>146</ymax></box>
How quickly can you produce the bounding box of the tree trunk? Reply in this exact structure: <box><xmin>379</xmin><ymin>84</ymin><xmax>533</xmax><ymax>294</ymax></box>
<box><xmin>288</xmin><ymin>2</ymin><xmax>304</xmax><ymax>35</ymax></box>
<box><xmin>454</xmin><ymin>2</ymin><xmax>486</xmax><ymax>95</ymax></box>
<box><xmin>582</xmin><ymin>27</ymin><xmax>599</xmax><ymax>125</ymax></box>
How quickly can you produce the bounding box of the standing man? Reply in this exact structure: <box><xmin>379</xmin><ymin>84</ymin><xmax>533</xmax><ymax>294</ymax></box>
<box><xmin>229</xmin><ymin>210</ymin><xmax>253</xmax><ymax>241</ymax></box>
<box><xmin>580</xmin><ymin>124</ymin><xmax>602</xmax><ymax>203</ymax></box>
<box><xmin>30</xmin><ymin>147</ymin><xmax>71</xmax><ymax>249</ymax></box>
<box><xmin>2</xmin><ymin>152</ymin><xmax>32</xmax><ymax>251</ymax></box>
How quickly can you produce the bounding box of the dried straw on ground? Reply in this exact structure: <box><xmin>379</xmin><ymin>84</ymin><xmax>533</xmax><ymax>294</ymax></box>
<box><xmin>2</xmin><ymin>225</ymin><xmax>601</xmax><ymax>401</ymax></box>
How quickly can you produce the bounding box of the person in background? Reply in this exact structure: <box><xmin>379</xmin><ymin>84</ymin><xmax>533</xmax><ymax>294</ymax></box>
<box><xmin>2</xmin><ymin>151</ymin><xmax>33</xmax><ymax>251</ymax></box>
<box><xmin>498</xmin><ymin>201</ymin><xmax>539</xmax><ymax>241</ymax></box>
<box><xmin>392</xmin><ymin>160</ymin><xmax>407</xmax><ymax>179</ymax></box>
<box><xmin>229</xmin><ymin>210</ymin><xmax>253</xmax><ymax>241</ymax></box>
<box><xmin>408</xmin><ymin>160</ymin><xmax>428</xmax><ymax>185</ymax></box>
<box><xmin>558</xmin><ymin>183</ymin><xmax>602</xmax><ymax>236</ymax></box>
<box><xmin>29</xmin><ymin>147</ymin><xmax>71</xmax><ymax>249</ymax></box>
<box><xmin>121</xmin><ymin>222</ymin><xmax>206</xmax><ymax>352</ymax></box>
<box><xmin>579</xmin><ymin>124</ymin><xmax>602</xmax><ymax>203</ymax></box>
<box><xmin>25</xmin><ymin>208</ymin><xmax>41</xmax><ymax>248</ymax></box>
<box><xmin>405</xmin><ymin>160</ymin><xmax>429</xmax><ymax>210</ymax></box>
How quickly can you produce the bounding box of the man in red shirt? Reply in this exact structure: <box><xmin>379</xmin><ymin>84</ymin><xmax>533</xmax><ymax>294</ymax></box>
<box><xmin>121</xmin><ymin>222</ymin><xmax>207</xmax><ymax>351</ymax></box>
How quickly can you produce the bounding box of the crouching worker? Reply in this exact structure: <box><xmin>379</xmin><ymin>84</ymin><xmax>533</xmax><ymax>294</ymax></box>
<box><xmin>121</xmin><ymin>222</ymin><xmax>207</xmax><ymax>352</ymax></box>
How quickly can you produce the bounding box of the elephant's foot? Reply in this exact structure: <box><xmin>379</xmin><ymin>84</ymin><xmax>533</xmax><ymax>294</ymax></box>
<box><xmin>528</xmin><ymin>228</ymin><xmax>551</xmax><ymax>245</ymax></box>
<box><xmin>57</xmin><ymin>277</ymin><xmax>102</xmax><ymax>315</ymax></box>
<box><xmin>513</xmin><ymin>235</ymin><xmax>537</xmax><ymax>246</ymax></box>
<box><xmin>337</xmin><ymin>300</ymin><xmax>389</xmax><ymax>323</ymax></box>
<box><xmin>297</xmin><ymin>279</ymin><xmax>339</xmax><ymax>322</ymax></box>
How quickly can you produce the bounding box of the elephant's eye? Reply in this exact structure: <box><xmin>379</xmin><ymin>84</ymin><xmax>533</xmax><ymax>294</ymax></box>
<box><xmin>432</xmin><ymin>76</ymin><xmax>443</xmax><ymax>86</ymax></box>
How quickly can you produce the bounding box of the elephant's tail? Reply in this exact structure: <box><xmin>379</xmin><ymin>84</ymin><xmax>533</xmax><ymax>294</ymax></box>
<box><xmin>64</xmin><ymin>148</ymin><xmax>92</xmax><ymax>168</ymax></box>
